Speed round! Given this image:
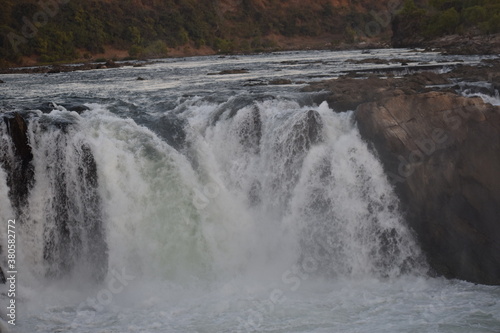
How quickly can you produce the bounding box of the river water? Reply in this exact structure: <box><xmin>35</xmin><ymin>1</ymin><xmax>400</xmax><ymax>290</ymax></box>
<box><xmin>0</xmin><ymin>49</ymin><xmax>499</xmax><ymax>333</ymax></box>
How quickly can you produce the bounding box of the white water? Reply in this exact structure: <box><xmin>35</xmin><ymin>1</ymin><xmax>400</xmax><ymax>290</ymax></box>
<box><xmin>0</xmin><ymin>50</ymin><xmax>499</xmax><ymax>332</ymax></box>
<box><xmin>2</xmin><ymin>100</ymin><xmax>498</xmax><ymax>333</ymax></box>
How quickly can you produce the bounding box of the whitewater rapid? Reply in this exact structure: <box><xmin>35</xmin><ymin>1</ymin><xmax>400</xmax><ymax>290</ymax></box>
<box><xmin>0</xmin><ymin>49</ymin><xmax>499</xmax><ymax>332</ymax></box>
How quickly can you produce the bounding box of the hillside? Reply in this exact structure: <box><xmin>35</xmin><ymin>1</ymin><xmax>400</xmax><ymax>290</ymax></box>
<box><xmin>0</xmin><ymin>0</ymin><xmax>393</xmax><ymax>67</ymax></box>
<box><xmin>392</xmin><ymin>0</ymin><xmax>500</xmax><ymax>49</ymax></box>
<box><xmin>0</xmin><ymin>0</ymin><xmax>499</xmax><ymax>67</ymax></box>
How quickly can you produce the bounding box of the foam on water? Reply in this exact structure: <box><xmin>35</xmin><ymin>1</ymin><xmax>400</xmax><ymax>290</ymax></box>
<box><xmin>1</xmin><ymin>99</ymin><xmax>486</xmax><ymax>333</ymax></box>
<box><xmin>1</xmin><ymin>60</ymin><xmax>499</xmax><ymax>331</ymax></box>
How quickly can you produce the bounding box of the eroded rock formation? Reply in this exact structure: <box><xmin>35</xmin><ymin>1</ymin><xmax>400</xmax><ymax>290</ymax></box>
<box><xmin>306</xmin><ymin>62</ymin><xmax>500</xmax><ymax>284</ymax></box>
<box><xmin>356</xmin><ymin>92</ymin><xmax>500</xmax><ymax>284</ymax></box>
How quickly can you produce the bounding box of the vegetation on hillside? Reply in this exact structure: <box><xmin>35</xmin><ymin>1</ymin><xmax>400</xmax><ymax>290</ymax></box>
<box><xmin>393</xmin><ymin>0</ymin><xmax>500</xmax><ymax>46</ymax></box>
<box><xmin>1</xmin><ymin>0</ymin><xmax>498</xmax><ymax>67</ymax></box>
<box><xmin>0</xmin><ymin>0</ymin><xmax>393</xmax><ymax>67</ymax></box>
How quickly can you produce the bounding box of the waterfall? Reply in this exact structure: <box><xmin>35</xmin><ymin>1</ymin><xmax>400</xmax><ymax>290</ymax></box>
<box><xmin>1</xmin><ymin>110</ymin><xmax>107</xmax><ymax>284</ymax></box>
<box><xmin>0</xmin><ymin>99</ymin><xmax>426</xmax><ymax>291</ymax></box>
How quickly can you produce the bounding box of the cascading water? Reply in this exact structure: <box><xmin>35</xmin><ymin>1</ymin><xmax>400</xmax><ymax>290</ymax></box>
<box><xmin>1</xmin><ymin>110</ymin><xmax>107</xmax><ymax>284</ymax></box>
<box><xmin>0</xmin><ymin>97</ymin><xmax>428</xmax><ymax>331</ymax></box>
<box><xmin>1</xmin><ymin>50</ymin><xmax>499</xmax><ymax>333</ymax></box>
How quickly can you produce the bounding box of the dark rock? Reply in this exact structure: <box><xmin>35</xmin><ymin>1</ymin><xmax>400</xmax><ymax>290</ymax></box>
<box><xmin>289</xmin><ymin>110</ymin><xmax>323</xmax><ymax>153</ymax></box>
<box><xmin>0</xmin><ymin>79</ymin><xmax>5</xmax><ymax>83</ymax></box>
<box><xmin>66</xmin><ymin>104</ymin><xmax>90</xmax><ymax>113</ymax></box>
<box><xmin>394</xmin><ymin>30</ymin><xmax>500</xmax><ymax>55</ymax></box>
<box><xmin>1</xmin><ymin>112</ymin><xmax>108</xmax><ymax>281</ymax></box>
<box><xmin>0</xmin><ymin>265</ymin><xmax>5</xmax><ymax>284</ymax></box>
<box><xmin>48</xmin><ymin>65</ymin><xmax>64</xmax><ymax>73</ymax></box>
<box><xmin>303</xmin><ymin>71</ymin><xmax>453</xmax><ymax>112</ymax></box>
<box><xmin>356</xmin><ymin>92</ymin><xmax>500</xmax><ymax>285</ymax></box>
<box><xmin>269</xmin><ymin>79</ymin><xmax>293</xmax><ymax>85</ymax></box>
<box><xmin>36</xmin><ymin>102</ymin><xmax>89</xmax><ymax>114</ymax></box>
<box><xmin>37</xmin><ymin>102</ymin><xmax>58</xmax><ymax>113</ymax></box>
<box><xmin>238</xmin><ymin>106</ymin><xmax>262</xmax><ymax>154</ymax></box>
<box><xmin>208</xmin><ymin>68</ymin><xmax>249</xmax><ymax>75</ymax></box>
<box><xmin>148</xmin><ymin>115</ymin><xmax>187</xmax><ymax>151</ymax></box>
<box><xmin>346</xmin><ymin>58</ymin><xmax>390</xmax><ymax>65</ymax></box>
<box><xmin>105</xmin><ymin>60</ymin><xmax>121</xmax><ymax>68</ymax></box>
<box><xmin>137</xmin><ymin>77</ymin><xmax>146</xmax><ymax>81</ymax></box>
<box><xmin>1</xmin><ymin>112</ymin><xmax>34</xmax><ymax>211</ymax></box>
<box><xmin>43</xmin><ymin>140</ymin><xmax>108</xmax><ymax>281</ymax></box>
<box><xmin>305</xmin><ymin>62</ymin><xmax>500</xmax><ymax>284</ymax></box>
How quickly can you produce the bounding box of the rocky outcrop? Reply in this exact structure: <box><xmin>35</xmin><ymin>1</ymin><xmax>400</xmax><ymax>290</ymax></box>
<box><xmin>207</xmin><ymin>68</ymin><xmax>249</xmax><ymax>75</ymax></box>
<box><xmin>303</xmin><ymin>72</ymin><xmax>450</xmax><ymax>112</ymax></box>
<box><xmin>0</xmin><ymin>60</ymin><xmax>141</xmax><ymax>75</ymax></box>
<box><xmin>356</xmin><ymin>91</ymin><xmax>500</xmax><ymax>285</ymax></box>
<box><xmin>424</xmin><ymin>33</ymin><xmax>500</xmax><ymax>55</ymax></box>
<box><xmin>148</xmin><ymin>114</ymin><xmax>187</xmax><ymax>151</ymax></box>
<box><xmin>0</xmin><ymin>112</ymin><xmax>34</xmax><ymax>212</ymax></box>
<box><xmin>238</xmin><ymin>106</ymin><xmax>262</xmax><ymax>155</ymax></box>
<box><xmin>305</xmin><ymin>60</ymin><xmax>500</xmax><ymax>284</ymax></box>
<box><xmin>0</xmin><ymin>111</ymin><xmax>108</xmax><ymax>282</ymax></box>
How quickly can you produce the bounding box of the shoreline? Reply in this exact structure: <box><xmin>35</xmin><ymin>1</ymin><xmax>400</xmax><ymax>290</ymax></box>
<box><xmin>1</xmin><ymin>32</ymin><xmax>499</xmax><ymax>75</ymax></box>
<box><xmin>0</xmin><ymin>41</ymin><xmax>391</xmax><ymax>75</ymax></box>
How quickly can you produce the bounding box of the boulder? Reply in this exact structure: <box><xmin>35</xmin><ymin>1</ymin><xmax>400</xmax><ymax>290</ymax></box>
<box><xmin>355</xmin><ymin>91</ymin><xmax>500</xmax><ymax>284</ymax></box>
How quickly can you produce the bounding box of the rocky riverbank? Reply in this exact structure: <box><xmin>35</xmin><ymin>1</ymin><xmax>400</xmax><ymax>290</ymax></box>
<box><xmin>305</xmin><ymin>59</ymin><xmax>500</xmax><ymax>285</ymax></box>
<box><xmin>0</xmin><ymin>60</ymin><xmax>144</xmax><ymax>75</ymax></box>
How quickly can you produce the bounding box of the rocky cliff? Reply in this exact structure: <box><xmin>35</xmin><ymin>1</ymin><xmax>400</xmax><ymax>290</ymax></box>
<box><xmin>356</xmin><ymin>92</ymin><xmax>500</xmax><ymax>284</ymax></box>
<box><xmin>306</xmin><ymin>61</ymin><xmax>500</xmax><ymax>285</ymax></box>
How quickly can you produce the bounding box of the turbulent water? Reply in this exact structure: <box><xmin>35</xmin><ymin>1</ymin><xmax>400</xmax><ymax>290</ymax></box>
<box><xmin>1</xmin><ymin>49</ymin><xmax>499</xmax><ymax>333</ymax></box>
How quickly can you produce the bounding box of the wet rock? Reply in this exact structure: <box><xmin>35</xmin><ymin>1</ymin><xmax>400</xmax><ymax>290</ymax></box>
<box><xmin>269</xmin><ymin>79</ymin><xmax>293</xmax><ymax>85</ymax></box>
<box><xmin>0</xmin><ymin>265</ymin><xmax>5</xmax><ymax>284</ymax></box>
<box><xmin>0</xmin><ymin>79</ymin><xmax>5</xmax><ymax>83</ymax></box>
<box><xmin>43</xmin><ymin>141</ymin><xmax>108</xmax><ymax>281</ymax></box>
<box><xmin>104</xmin><ymin>60</ymin><xmax>120</xmax><ymax>68</ymax></box>
<box><xmin>305</xmin><ymin>63</ymin><xmax>500</xmax><ymax>284</ymax></box>
<box><xmin>1</xmin><ymin>112</ymin><xmax>108</xmax><ymax>281</ymax></box>
<box><xmin>66</xmin><ymin>104</ymin><xmax>90</xmax><ymax>113</ymax></box>
<box><xmin>303</xmin><ymin>71</ymin><xmax>454</xmax><ymax>112</ymax></box>
<box><xmin>1</xmin><ymin>112</ymin><xmax>34</xmax><ymax>211</ymax></box>
<box><xmin>346</xmin><ymin>58</ymin><xmax>390</xmax><ymax>65</ymax></box>
<box><xmin>238</xmin><ymin>106</ymin><xmax>262</xmax><ymax>154</ymax></box>
<box><xmin>356</xmin><ymin>92</ymin><xmax>500</xmax><ymax>285</ymax></box>
<box><xmin>290</xmin><ymin>110</ymin><xmax>323</xmax><ymax>154</ymax></box>
<box><xmin>36</xmin><ymin>102</ymin><xmax>89</xmax><ymax>114</ymax></box>
<box><xmin>208</xmin><ymin>68</ymin><xmax>249</xmax><ymax>75</ymax></box>
<box><xmin>303</xmin><ymin>76</ymin><xmax>400</xmax><ymax>111</ymax></box>
<box><xmin>149</xmin><ymin>115</ymin><xmax>187</xmax><ymax>151</ymax></box>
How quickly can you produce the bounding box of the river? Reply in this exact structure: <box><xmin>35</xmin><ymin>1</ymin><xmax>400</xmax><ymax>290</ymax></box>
<box><xmin>0</xmin><ymin>49</ymin><xmax>499</xmax><ymax>333</ymax></box>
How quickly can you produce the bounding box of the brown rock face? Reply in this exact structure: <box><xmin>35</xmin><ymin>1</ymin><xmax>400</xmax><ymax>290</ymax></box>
<box><xmin>356</xmin><ymin>91</ymin><xmax>500</xmax><ymax>284</ymax></box>
<box><xmin>303</xmin><ymin>72</ymin><xmax>450</xmax><ymax>112</ymax></box>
